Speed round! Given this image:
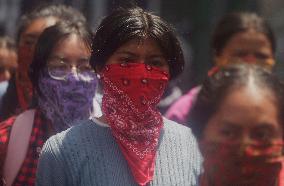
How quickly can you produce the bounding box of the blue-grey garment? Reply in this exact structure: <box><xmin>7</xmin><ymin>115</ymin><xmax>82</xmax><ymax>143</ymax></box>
<box><xmin>36</xmin><ymin>118</ymin><xmax>202</xmax><ymax>186</ymax></box>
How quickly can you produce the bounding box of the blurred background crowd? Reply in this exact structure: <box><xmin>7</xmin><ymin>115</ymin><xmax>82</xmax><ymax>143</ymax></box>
<box><xmin>1</xmin><ymin>0</ymin><xmax>284</xmax><ymax>88</ymax></box>
<box><xmin>1</xmin><ymin>1</ymin><xmax>284</xmax><ymax>185</ymax></box>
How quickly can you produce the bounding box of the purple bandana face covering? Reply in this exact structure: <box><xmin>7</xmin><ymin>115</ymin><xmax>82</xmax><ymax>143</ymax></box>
<box><xmin>38</xmin><ymin>71</ymin><xmax>98</xmax><ymax>132</ymax></box>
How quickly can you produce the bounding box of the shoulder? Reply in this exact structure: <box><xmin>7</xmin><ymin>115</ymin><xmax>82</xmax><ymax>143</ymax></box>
<box><xmin>43</xmin><ymin>119</ymin><xmax>110</xmax><ymax>155</ymax></box>
<box><xmin>38</xmin><ymin>119</ymin><xmax>112</xmax><ymax>179</ymax></box>
<box><xmin>163</xmin><ymin>117</ymin><xmax>191</xmax><ymax>133</ymax></box>
<box><xmin>162</xmin><ymin>117</ymin><xmax>197</xmax><ymax>143</ymax></box>
<box><xmin>161</xmin><ymin>118</ymin><xmax>202</xmax><ymax>178</ymax></box>
<box><xmin>164</xmin><ymin>86</ymin><xmax>201</xmax><ymax>122</ymax></box>
<box><xmin>53</xmin><ymin>119</ymin><xmax>109</xmax><ymax>141</ymax></box>
<box><xmin>0</xmin><ymin>115</ymin><xmax>16</xmax><ymax>177</ymax></box>
<box><xmin>172</xmin><ymin>86</ymin><xmax>201</xmax><ymax>107</ymax></box>
<box><xmin>0</xmin><ymin>116</ymin><xmax>16</xmax><ymax>144</ymax></box>
<box><xmin>0</xmin><ymin>109</ymin><xmax>36</xmax><ymax>141</ymax></box>
<box><xmin>162</xmin><ymin>117</ymin><xmax>201</xmax><ymax>159</ymax></box>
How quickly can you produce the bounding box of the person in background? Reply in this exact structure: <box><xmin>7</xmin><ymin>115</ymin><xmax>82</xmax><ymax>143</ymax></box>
<box><xmin>36</xmin><ymin>7</ymin><xmax>202</xmax><ymax>186</ymax></box>
<box><xmin>0</xmin><ymin>36</ymin><xmax>17</xmax><ymax>82</ymax></box>
<box><xmin>165</xmin><ymin>12</ymin><xmax>276</xmax><ymax>124</ymax></box>
<box><xmin>0</xmin><ymin>4</ymin><xmax>86</xmax><ymax>121</ymax></box>
<box><xmin>190</xmin><ymin>64</ymin><xmax>284</xmax><ymax>186</ymax></box>
<box><xmin>0</xmin><ymin>36</ymin><xmax>17</xmax><ymax>107</ymax></box>
<box><xmin>0</xmin><ymin>19</ymin><xmax>98</xmax><ymax>186</ymax></box>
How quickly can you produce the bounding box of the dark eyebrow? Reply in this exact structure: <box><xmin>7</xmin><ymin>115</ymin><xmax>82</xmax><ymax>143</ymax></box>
<box><xmin>115</xmin><ymin>51</ymin><xmax>137</xmax><ymax>57</ymax></box>
<box><xmin>78</xmin><ymin>57</ymin><xmax>91</xmax><ymax>61</ymax></box>
<box><xmin>22</xmin><ymin>33</ymin><xmax>39</xmax><ymax>40</ymax></box>
<box><xmin>253</xmin><ymin>123</ymin><xmax>278</xmax><ymax>130</ymax></box>
<box><xmin>116</xmin><ymin>50</ymin><xmax>165</xmax><ymax>58</ymax></box>
<box><xmin>148</xmin><ymin>54</ymin><xmax>165</xmax><ymax>58</ymax></box>
<box><xmin>49</xmin><ymin>55</ymin><xmax>65</xmax><ymax>59</ymax></box>
<box><xmin>221</xmin><ymin>121</ymin><xmax>242</xmax><ymax>129</ymax></box>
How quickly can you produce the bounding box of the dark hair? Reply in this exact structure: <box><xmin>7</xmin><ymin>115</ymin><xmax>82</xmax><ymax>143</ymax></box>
<box><xmin>90</xmin><ymin>7</ymin><xmax>184</xmax><ymax>79</ymax></box>
<box><xmin>17</xmin><ymin>4</ymin><xmax>86</xmax><ymax>44</ymax></box>
<box><xmin>189</xmin><ymin>63</ymin><xmax>284</xmax><ymax>139</ymax></box>
<box><xmin>211</xmin><ymin>12</ymin><xmax>275</xmax><ymax>57</ymax></box>
<box><xmin>29</xmin><ymin>21</ymin><xmax>93</xmax><ymax>96</ymax></box>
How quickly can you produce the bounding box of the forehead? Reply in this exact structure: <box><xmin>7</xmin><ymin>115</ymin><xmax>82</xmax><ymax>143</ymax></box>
<box><xmin>224</xmin><ymin>30</ymin><xmax>272</xmax><ymax>51</ymax></box>
<box><xmin>50</xmin><ymin>34</ymin><xmax>90</xmax><ymax>56</ymax></box>
<box><xmin>114</xmin><ymin>38</ymin><xmax>163</xmax><ymax>55</ymax></box>
<box><xmin>209</xmin><ymin>86</ymin><xmax>279</xmax><ymax>129</ymax></box>
<box><xmin>21</xmin><ymin>16</ymin><xmax>58</xmax><ymax>38</ymax></box>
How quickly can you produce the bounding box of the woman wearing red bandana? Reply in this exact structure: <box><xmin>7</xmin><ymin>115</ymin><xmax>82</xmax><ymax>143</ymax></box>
<box><xmin>36</xmin><ymin>7</ymin><xmax>202</xmax><ymax>186</ymax></box>
<box><xmin>189</xmin><ymin>64</ymin><xmax>284</xmax><ymax>186</ymax></box>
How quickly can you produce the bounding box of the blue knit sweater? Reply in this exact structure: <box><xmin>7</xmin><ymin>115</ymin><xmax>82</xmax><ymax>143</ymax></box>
<box><xmin>36</xmin><ymin>118</ymin><xmax>202</xmax><ymax>186</ymax></box>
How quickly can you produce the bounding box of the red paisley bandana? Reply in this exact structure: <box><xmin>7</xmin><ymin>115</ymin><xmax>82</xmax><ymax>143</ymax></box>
<box><xmin>100</xmin><ymin>63</ymin><xmax>169</xmax><ymax>186</ymax></box>
<box><xmin>200</xmin><ymin>140</ymin><xmax>284</xmax><ymax>186</ymax></box>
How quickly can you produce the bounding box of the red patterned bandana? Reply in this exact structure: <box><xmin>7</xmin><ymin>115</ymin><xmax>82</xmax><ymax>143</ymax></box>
<box><xmin>100</xmin><ymin>63</ymin><xmax>169</xmax><ymax>186</ymax></box>
<box><xmin>16</xmin><ymin>76</ymin><xmax>33</xmax><ymax>110</ymax></box>
<box><xmin>199</xmin><ymin>140</ymin><xmax>284</xmax><ymax>186</ymax></box>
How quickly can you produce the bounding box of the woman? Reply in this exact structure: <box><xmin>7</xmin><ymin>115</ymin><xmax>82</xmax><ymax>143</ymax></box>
<box><xmin>0</xmin><ymin>36</ymin><xmax>17</xmax><ymax>107</ymax></box>
<box><xmin>0</xmin><ymin>36</ymin><xmax>17</xmax><ymax>82</ymax></box>
<box><xmin>165</xmin><ymin>12</ymin><xmax>276</xmax><ymax>124</ymax></box>
<box><xmin>0</xmin><ymin>21</ymin><xmax>98</xmax><ymax>186</ymax></box>
<box><xmin>0</xmin><ymin>4</ymin><xmax>87</xmax><ymax>121</ymax></box>
<box><xmin>36</xmin><ymin>7</ymin><xmax>202</xmax><ymax>186</ymax></box>
<box><xmin>190</xmin><ymin>63</ymin><xmax>284</xmax><ymax>186</ymax></box>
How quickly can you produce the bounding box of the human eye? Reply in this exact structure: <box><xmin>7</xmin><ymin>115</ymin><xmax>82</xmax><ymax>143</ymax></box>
<box><xmin>49</xmin><ymin>58</ymin><xmax>64</xmax><ymax>65</ymax></box>
<box><xmin>148</xmin><ymin>60</ymin><xmax>163</xmax><ymax>67</ymax></box>
<box><xmin>233</xmin><ymin>51</ymin><xmax>248</xmax><ymax>58</ymax></box>
<box><xmin>118</xmin><ymin>56</ymin><xmax>135</xmax><ymax>63</ymax></box>
<box><xmin>255</xmin><ymin>53</ymin><xmax>270</xmax><ymax>60</ymax></box>
<box><xmin>251</xmin><ymin>126</ymin><xmax>276</xmax><ymax>142</ymax></box>
<box><xmin>147</xmin><ymin>57</ymin><xmax>167</xmax><ymax>67</ymax></box>
<box><xmin>24</xmin><ymin>39</ymin><xmax>36</xmax><ymax>47</ymax></box>
<box><xmin>48</xmin><ymin>58</ymin><xmax>68</xmax><ymax>71</ymax></box>
<box><xmin>219</xmin><ymin>126</ymin><xmax>239</xmax><ymax>140</ymax></box>
<box><xmin>20</xmin><ymin>35</ymin><xmax>38</xmax><ymax>48</ymax></box>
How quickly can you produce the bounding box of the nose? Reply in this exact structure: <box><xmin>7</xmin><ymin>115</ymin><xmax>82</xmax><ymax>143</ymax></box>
<box><xmin>236</xmin><ymin>133</ymin><xmax>256</xmax><ymax>156</ymax></box>
<box><xmin>239</xmin><ymin>133</ymin><xmax>253</xmax><ymax>144</ymax></box>
<box><xmin>69</xmin><ymin>66</ymin><xmax>80</xmax><ymax>80</ymax></box>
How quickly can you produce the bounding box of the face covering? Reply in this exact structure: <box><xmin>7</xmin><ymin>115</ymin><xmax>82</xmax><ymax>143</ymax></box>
<box><xmin>16</xmin><ymin>45</ymin><xmax>34</xmax><ymax>109</ymax></box>
<box><xmin>100</xmin><ymin>63</ymin><xmax>169</xmax><ymax>186</ymax></box>
<box><xmin>38</xmin><ymin>70</ymin><xmax>98</xmax><ymax>133</ymax></box>
<box><xmin>17</xmin><ymin>45</ymin><xmax>34</xmax><ymax>82</ymax></box>
<box><xmin>199</xmin><ymin>140</ymin><xmax>284</xmax><ymax>186</ymax></box>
